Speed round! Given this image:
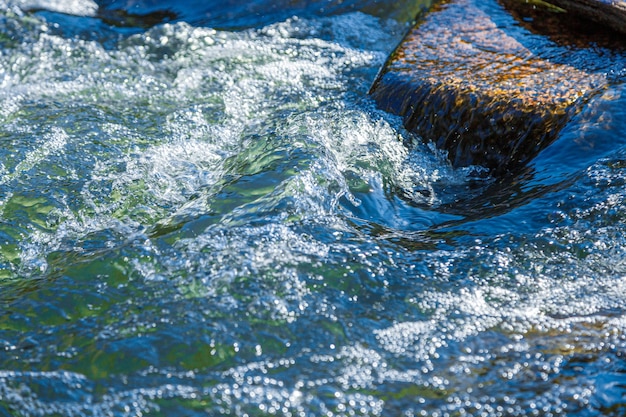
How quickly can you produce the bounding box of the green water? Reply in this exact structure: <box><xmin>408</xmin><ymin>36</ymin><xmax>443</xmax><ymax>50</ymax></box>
<box><xmin>1</xmin><ymin>1</ymin><xmax>626</xmax><ymax>416</ymax></box>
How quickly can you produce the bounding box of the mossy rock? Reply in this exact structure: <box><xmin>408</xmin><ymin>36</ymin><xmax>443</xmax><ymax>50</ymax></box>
<box><xmin>370</xmin><ymin>0</ymin><xmax>625</xmax><ymax>175</ymax></box>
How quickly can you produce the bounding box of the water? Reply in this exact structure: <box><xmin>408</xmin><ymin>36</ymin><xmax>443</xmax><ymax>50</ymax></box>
<box><xmin>0</xmin><ymin>1</ymin><xmax>625</xmax><ymax>416</ymax></box>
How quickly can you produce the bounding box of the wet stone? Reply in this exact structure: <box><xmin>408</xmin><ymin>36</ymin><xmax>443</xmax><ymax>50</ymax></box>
<box><xmin>370</xmin><ymin>0</ymin><xmax>625</xmax><ymax>175</ymax></box>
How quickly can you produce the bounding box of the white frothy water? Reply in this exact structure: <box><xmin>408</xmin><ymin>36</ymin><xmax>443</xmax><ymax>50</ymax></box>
<box><xmin>0</xmin><ymin>10</ymin><xmax>456</xmax><ymax>276</ymax></box>
<box><xmin>2</xmin><ymin>0</ymin><xmax>97</xmax><ymax>16</ymax></box>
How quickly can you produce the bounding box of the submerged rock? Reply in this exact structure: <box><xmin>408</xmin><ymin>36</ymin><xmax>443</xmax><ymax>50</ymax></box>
<box><xmin>370</xmin><ymin>0</ymin><xmax>625</xmax><ymax>175</ymax></box>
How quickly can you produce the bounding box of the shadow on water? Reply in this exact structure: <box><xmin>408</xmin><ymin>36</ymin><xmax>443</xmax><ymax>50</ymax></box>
<box><xmin>92</xmin><ymin>0</ymin><xmax>434</xmax><ymax>29</ymax></box>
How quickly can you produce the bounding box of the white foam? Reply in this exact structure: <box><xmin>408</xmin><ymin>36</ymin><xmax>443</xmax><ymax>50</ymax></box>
<box><xmin>10</xmin><ymin>0</ymin><xmax>97</xmax><ymax>16</ymax></box>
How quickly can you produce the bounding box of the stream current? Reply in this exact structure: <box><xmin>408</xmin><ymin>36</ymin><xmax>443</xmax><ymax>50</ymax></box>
<box><xmin>1</xmin><ymin>0</ymin><xmax>626</xmax><ymax>416</ymax></box>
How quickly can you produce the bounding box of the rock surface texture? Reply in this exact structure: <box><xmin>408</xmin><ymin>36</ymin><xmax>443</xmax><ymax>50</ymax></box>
<box><xmin>370</xmin><ymin>0</ymin><xmax>625</xmax><ymax>175</ymax></box>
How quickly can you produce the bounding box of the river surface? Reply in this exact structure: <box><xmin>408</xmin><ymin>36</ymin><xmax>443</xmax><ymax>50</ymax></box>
<box><xmin>1</xmin><ymin>1</ymin><xmax>626</xmax><ymax>416</ymax></box>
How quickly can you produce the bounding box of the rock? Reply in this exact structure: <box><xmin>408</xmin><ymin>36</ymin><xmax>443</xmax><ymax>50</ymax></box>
<box><xmin>369</xmin><ymin>0</ymin><xmax>625</xmax><ymax>175</ymax></box>
<box><xmin>548</xmin><ymin>0</ymin><xmax>626</xmax><ymax>35</ymax></box>
<box><xmin>500</xmin><ymin>0</ymin><xmax>624</xmax><ymax>49</ymax></box>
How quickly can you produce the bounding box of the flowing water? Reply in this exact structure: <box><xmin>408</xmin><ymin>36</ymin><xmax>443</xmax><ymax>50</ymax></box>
<box><xmin>1</xmin><ymin>1</ymin><xmax>626</xmax><ymax>416</ymax></box>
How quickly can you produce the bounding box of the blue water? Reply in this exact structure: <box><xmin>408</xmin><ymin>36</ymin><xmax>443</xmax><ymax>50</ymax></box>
<box><xmin>0</xmin><ymin>0</ymin><xmax>625</xmax><ymax>416</ymax></box>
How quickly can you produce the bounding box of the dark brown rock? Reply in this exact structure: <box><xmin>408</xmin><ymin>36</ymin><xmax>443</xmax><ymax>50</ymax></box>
<box><xmin>501</xmin><ymin>0</ymin><xmax>626</xmax><ymax>49</ymax></box>
<box><xmin>548</xmin><ymin>0</ymin><xmax>626</xmax><ymax>35</ymax></box>
<box><xmin>370</xmin><ymin>0</ymin><xmax>624</xmax><ymax>175</ymax></box>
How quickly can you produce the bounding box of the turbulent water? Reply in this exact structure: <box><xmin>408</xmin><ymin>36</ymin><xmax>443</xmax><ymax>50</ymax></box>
<box><xmin>1</xmin><ymin>0</ymin><xmax>626</xmax><ymax>416</ymax></box>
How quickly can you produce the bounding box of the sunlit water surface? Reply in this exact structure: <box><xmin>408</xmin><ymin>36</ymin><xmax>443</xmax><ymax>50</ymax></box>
<box><xmin>1</xmin><ymin>1</ymin><xmax>626</xmax><ymax>416</ymax></box>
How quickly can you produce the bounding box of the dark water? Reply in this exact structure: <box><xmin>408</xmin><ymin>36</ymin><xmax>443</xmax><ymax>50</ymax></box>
<box><xmin>1</xmin><ymin>0</ymin><xmax>626</xmax><ymax>416</ymax></box>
